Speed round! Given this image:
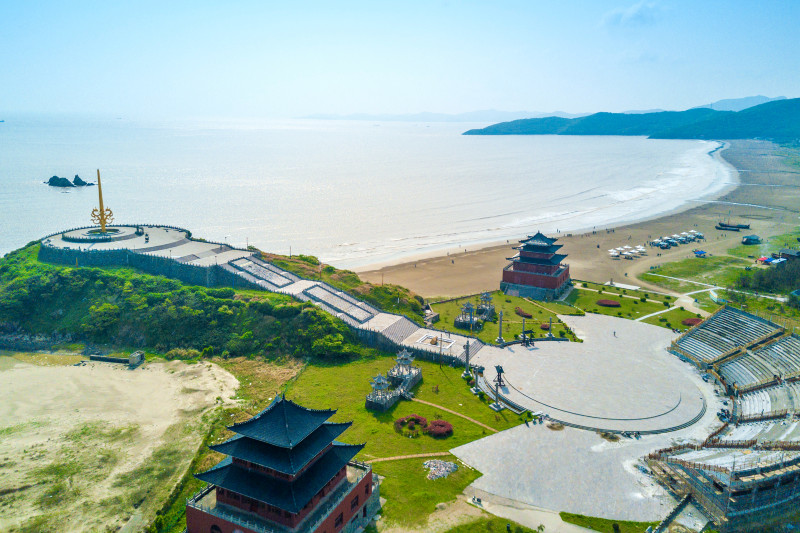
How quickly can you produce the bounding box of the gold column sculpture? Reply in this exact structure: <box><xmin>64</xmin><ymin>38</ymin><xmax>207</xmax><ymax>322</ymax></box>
<box><xmin>90</xmin><ymin>169</ymin><xmax>114</xmax><ymax>232</ymax></box>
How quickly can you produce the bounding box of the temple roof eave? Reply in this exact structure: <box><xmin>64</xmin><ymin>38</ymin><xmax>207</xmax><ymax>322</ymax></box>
<box><xmin>195</xmin><ymin>443</ymin><xmax>365</xmax><ymax>514</ymax></box>
<box><xmin>209</xmin><ymin>422</ymin><xmax>353</xmax><ymax>476</ymax></box>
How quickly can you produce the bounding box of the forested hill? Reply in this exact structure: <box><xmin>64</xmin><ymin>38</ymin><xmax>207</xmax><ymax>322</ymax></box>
<box><xmin>463</xmin><ymin>98</ymin><xmax>800</xmax><ymax>142</ymax></box>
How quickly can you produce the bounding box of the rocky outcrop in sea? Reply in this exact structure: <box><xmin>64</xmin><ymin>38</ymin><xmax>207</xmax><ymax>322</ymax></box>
<box><xmin>45</xmin><ymin>174</ymin><xmax>95</xmax><ymax>187</ymax></box>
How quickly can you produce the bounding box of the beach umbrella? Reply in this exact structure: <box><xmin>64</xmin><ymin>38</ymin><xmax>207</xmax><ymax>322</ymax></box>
<box><xmin>681</xmin><ymin>232</ymin><xmax>689</xmax><ymax>235</ymax></box>
<box><xmin>608</xmin><ymin>249</ymin><xmax>617</xmax><ymax>253</ymax></box>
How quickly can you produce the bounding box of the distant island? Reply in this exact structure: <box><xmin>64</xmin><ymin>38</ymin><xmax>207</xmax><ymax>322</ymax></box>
<box><xmin>464</xmin><ymin>97</ymin><xmax>800</xmax><ymax>142</ymax></box>
<box><xmin>45</xmin><ymin>174</ymin><xmax>95</xmax><ymax>187</ymax></box>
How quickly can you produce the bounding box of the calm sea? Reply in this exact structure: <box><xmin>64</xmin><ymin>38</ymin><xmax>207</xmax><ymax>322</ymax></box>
<box><xmin>0</xmin><ymin>115</ymin><xmax>734</xmax><ymax>268</ymax></box>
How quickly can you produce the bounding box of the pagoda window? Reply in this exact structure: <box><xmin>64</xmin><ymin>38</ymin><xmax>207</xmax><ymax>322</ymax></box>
<box><xmin>334</xmin><ymin>513</ymin><xmax>344</xmax><ymax>527</ymax></box>
<box><xmin>350</xmin><ymin>495</ymin><xmax>359</xmax><ymax>510</ymax></box>
<box><xmin>210</xmin><ymin>526</ymin><xmax>222</xmax><ymax>533</ymax></box>
<box><xmin>365</xmin><ymin>484</ymin><xmax>370</xmax><ymax>495</ymax></box>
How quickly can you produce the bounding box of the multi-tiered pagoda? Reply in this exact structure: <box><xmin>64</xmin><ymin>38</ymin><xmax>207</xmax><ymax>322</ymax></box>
<box><xmin>185</xmin><ymin>395</ymin><xmax>379</xmax><ymax>533</ymax></box>
<box><xmin>500</xmin><ymin>232</ymin><xmax>571</xmax><ymax>300</ymax></box>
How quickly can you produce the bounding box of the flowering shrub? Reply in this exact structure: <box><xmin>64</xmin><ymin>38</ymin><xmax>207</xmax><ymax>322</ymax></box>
<box><xmin>515</xmin><ymin>307</ymin><xmax>533</xmax><ymax>318</ymax></box>
<box><xmin>394</xmin><ymin>414</ymin><xmax>452</xmax><ymax>438</ymax></box>
<box><xmin>682</xmin><ymin>317</ymin><xmax>703</xmax><ymax>326</ymax></box>
<box><xmin>425</xmin><ymin>419</ymin><xmax>453</xmax><ymax>438</ymax></box>
<box><xmin>394</xmin><ymin>414</ymin><xmax>428</xmax><ymax>434</ymax></box>
<box><xmin>540</xmin><ymin>323</ymin><xmax>550</xmax><ymax>330</ymax></box>
<box><xmin>597</xmin><ymin>299</ymin><xmax>621</xmax><ymax>307</ymax></box>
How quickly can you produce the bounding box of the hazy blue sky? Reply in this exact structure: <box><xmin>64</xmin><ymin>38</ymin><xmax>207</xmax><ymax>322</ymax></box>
<box><xmin>1</xmin><ymin>1</ymin><xmax>798</xmax><ymax>118</ymax></box>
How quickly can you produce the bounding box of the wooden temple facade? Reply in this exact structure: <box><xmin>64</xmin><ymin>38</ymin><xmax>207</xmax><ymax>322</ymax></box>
<box><xmin>500</xmin><ymin>232</ymin><xmax>571</xmax><ymax>300</ymax></box>
<box><xmin>185</xmin><ymin>396</ymin><xmax>379</xmax><ymax>533</ymax></box>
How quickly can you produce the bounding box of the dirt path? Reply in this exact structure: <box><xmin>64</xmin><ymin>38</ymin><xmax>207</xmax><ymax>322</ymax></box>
<box><xmin>366</xmin><ymin>451</ymin><xmax>451</xmax><ymax>464</ymax></box>
<box><xmin>412</xmin><ymin>398</ymin><xmax>498</xmax><ymax>433</ymax></box>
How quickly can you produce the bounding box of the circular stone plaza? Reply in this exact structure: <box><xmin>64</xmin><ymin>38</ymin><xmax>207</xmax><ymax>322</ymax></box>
<box><xmin>39</xmin><ymin>225</ymin><xmax>725</xmax><ymax>527</ymax></box>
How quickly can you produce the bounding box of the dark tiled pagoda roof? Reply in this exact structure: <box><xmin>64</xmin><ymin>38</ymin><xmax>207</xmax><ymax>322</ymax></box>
<box><xmin>508</xmin><ymin>254</ymin><xmax>567</xmax><ymax>265</ymax></box>
<box><xmin>228</xmin><ymin>396</ymin><xmax>336</xmax><ymax>448</ymax></box>
<box><xmin>210</xmin><ymin>422</ymin><xmax>352</xmax><ymax>476</ymax></box>
<box><xmin>196</xmin><ymin>443</ymin><xmax>363</xmax><ymax>514</ymax></box>
<box><xmin>519</xmin><ymin>232</ymin><xmax>557</xmax><ymax>247</ymax></box>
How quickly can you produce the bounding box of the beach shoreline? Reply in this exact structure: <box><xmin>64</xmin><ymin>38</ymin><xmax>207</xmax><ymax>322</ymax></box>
<box><xmin>356</xmin><ymin>140</ymin><xmax>799</xmax><ymax>298</ymax></box>
<box><xmin>353</xmin><ymin>140</ymin><xmax>739</xmax><ymax>273</ymax></box>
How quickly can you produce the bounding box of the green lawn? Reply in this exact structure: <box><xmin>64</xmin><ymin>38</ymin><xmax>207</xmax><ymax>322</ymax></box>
<box><xmin>284</xmin><ymin>357</ymin><xmax>525</xmax><ymax>461</ymax></box>
<box><xmin>566</xmin><ymin>288</ymin><xmax>668</xmax><ymax>320</ymax></box>
<box><xmin>642</xmin><ymin>255</ymin><xmax>752</xmax><ymax>291</ymax></box>
<box><xmin>430</xmin><ymin>291</ymin><xmax>579</xmax><ymax>344</ymax></box>
<box><xmin>574</xmin><ymin>281</ymin><xmax>673</xmax><ymax>303</ymax></box>
<box><xmin>641</xmin><ymin>307</ymin><xmax>703</xmax><ymax>330</ymax></box>
<box><xmin>559</xmin><ymin>512</ymin><xmax>658</xmax><ymax>533</ymax></box>
<box><xmin>443</xmin><ymin>516</ymin><xmax>543</xmax><ymax>532</ymax></box>
<box><xmin>372</xmin><ymin>456</ymin><xmax>481</xmax><ymax>528</ymax></box>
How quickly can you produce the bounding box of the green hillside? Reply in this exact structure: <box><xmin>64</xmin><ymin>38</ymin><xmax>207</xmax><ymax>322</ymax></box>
<box><xmin>464</xmin><ymin>98</ymin><xmax>800</xmax><ymax>142</ymax></box>
<box><xmin>651</xmin><ymin>98</ymin><xmax>800</xmax><ymax>140</ymax></box>
<box><xmin>0</xmin><ymin>244</ymin><xmax>372</xmax><ymax>361</ymax></box>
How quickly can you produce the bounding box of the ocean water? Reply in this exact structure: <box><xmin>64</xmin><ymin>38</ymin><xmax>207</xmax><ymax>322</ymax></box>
<box><xmin>0</xmin><ymin>115</ymin><xmax>734</xmax><ymax>268</ymax></box>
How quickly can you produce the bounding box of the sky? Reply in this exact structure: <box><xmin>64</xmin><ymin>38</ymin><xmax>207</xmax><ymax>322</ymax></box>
<box><xmin>1</xmin><ymin>1</ymin><xmax>798</xmax><ymax>118</ymax></box>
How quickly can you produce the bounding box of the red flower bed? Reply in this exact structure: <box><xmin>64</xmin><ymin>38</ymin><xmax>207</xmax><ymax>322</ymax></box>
<box><xmin>597</xmin><ymin>299</ymin><xmax>621</xmax><ymax>307</ymax></box>
<box><xmin>425</xmin><ymin>419</ymin><xmax>453</xmax><ymax>438</ymax></box>
<box><xmin>515</xmin><ymin>307</ymin><xmax>532</xmax><ymax>319</ymax></box>
<box><xmin>682</xmin><ymin>317</ymin><xmax>703</xmax><ymax>326</ymax></box>
<box><xmin>395</xmin><ymin>414</ymin><xmax>452</xmax><ymax>438</ymax></box>
<box><xmin>394</xmin><ymin>414</ymin><xmax>428</xmax><ymax>433</ymax></box>
<box><xmin>540</xmin><ymin>323</ymin><xmax>550</xmax><ymax>330</ymax></box>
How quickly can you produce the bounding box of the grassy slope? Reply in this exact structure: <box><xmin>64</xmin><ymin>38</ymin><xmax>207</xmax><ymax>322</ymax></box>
<box><xmin>443</xmin><ymin>516</ymin><xmax>543</xmax><ymax>532</ymax></box>
<box><xmin>0</xmin><ymin>244</ymin><xmax>375</xmax><ymax>362</ymax></box>
<box><xmin>372</xmin><ymin>457</ymin><xmax>481</xmax><ymax>528</ymax></box>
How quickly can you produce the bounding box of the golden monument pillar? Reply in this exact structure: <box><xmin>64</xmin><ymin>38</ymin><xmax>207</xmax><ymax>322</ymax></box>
<box><xmin>90</xmin><ymin>169</ymin><xmax>114</xmax><ymax>232</ymax></box>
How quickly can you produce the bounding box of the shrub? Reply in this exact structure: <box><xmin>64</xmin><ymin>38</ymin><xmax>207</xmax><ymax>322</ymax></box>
<box><xmin>394</xmin><ymin>414</ymin><xmax>428</xmax><ymax>434</ymax></box>
<box><xmin>682</xmin><ymin>317</ymin><xmax>703</xmax><ymax>326</ymax></box>
<box><xmin>597</xmin><ymin>299</ymin><xmax>621</xmax><ymax>307</ymax></box>
<box><xmin>515</xmin><ymin>307</ymin><xmax>532</xmax><ymax>319</ymax></box>
<box><xmin>165</xmin><ymin>348</ymin><xmax>201</xmax><ymax>360</ymax></box>
<box><xmin>425</xmin><ymin>419</ymin><xmax>453</xmax><ymax>438</ymax></box>
<box><xmin>663</xmin><ymin>301</ymin><xmax>670</xmax><ymax>307</ymax></box>
<box><xmin>581</xmin><ymin>282</ymin><xmax>588</xmax><ymax>288</ymax></box>
<box><xmin>540</xmin><ymin>323</ymin><xmax>550</xmax><ymax>330</ymax></box>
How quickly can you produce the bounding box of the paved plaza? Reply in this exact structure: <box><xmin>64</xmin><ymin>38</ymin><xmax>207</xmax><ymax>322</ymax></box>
<box><xmin>473</xmin><ymin>314</ymin><xmax>711</xmax><ymax>433</ymax></box>
<box><xmin>452</xmin><ymin>397</ymin><xmax>721</xmax><ymax>522</ymax></box>
<box><xmin>45</xmin><ymin>226</ymin><xmax>251</xmax><ymax>266</ymax></box>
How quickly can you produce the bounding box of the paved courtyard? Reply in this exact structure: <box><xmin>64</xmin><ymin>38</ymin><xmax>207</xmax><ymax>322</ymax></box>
<box><xmin>452</xmin><ymin>395</ymin><xmax>721</xmax><ymax>521</ymax></box>
<box><xmin>473</xmin><ymin>314</ymin><xmax>710</xmax><ymax>433</ymax></box>
<box><xmin>45</xmin><ymin>226</ymin><xmax>251</xmax><ymax>266</ymax></box>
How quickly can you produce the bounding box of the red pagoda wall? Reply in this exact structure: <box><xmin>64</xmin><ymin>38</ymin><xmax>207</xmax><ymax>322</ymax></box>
<box><xmin>502</xmin><ymin>266</ymin><xmax>570</xmax><ymax>289</ymax></box>
<box><xmin>314</xmin><ymin>470</ymin><xmax>373</xmax><ymax>533</ymax></box>
<box><xmin>186</xmin><ymin>505</ymin><xmax>258</xmax><ymax>533</ymax></box>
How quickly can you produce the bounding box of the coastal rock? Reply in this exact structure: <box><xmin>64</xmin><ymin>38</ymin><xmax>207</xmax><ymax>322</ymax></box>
<box><xmin>46</xmin><ymin>175</ymin><xmax>75</xmax><ymax>187</ymax></box>
<box><xmin>45</xmin><ymin>174</ymin><xmax>94</xmax><ymax>187</ymax></box>
<box><xmin>72</xmin><ymin>174</ymin><xmax>94</xmax><ymax>186</ymax></box>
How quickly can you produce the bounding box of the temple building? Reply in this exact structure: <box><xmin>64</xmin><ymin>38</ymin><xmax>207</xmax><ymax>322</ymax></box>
<box><xmin>500</xmin><ymin>232</ymin><xmax>571</xmax><ymax>300</ymax></box>
<box><xmin>185</xmin><ymin>395</ymin><xmax>379</xmax><ymax>533</ymax></box>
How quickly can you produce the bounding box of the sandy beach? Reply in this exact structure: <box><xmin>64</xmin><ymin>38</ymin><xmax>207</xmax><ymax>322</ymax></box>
<box><xmin>357</xmin><ymin>140</ymin><xmax>800</xmax><ymax>298</ymax></box>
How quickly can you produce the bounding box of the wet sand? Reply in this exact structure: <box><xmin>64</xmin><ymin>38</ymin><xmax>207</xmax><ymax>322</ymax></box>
<box><xmin>356</xmin><ymin>140</ymin><xmax>800</xmax><ymax>298</ymax></box>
